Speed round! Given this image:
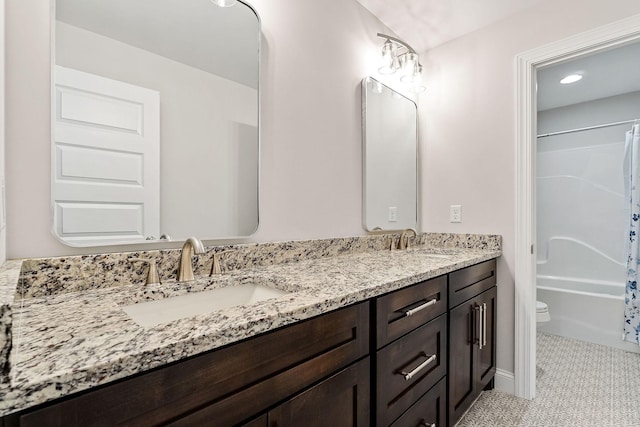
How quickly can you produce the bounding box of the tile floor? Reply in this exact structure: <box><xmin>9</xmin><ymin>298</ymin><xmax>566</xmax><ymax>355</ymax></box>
<box><xmin>456</xmin><ymin>332</ymin><xmax>640</xmax><ymax>426</ymax></box>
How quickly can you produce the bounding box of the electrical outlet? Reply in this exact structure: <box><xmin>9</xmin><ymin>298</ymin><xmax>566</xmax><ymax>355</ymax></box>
<box><xmin>450</xmin><ymin>205</ymin><xmax>462</xmax><ymax>223</ymax></box>
<box><xmin>388</xmin><ymin>206</ymin><xmax>397</xmax><ymax>222</ymax></box>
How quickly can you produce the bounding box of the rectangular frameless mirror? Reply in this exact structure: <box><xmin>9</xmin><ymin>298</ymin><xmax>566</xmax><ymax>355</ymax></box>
<box><xmin>51</xmin><ymin>0</ymin><xmax>260</xmax><ymax>246</ymax></box>
<box><xmin>362</xmin><ymin>76</ymin><xmax>418</xmax><ymax>231</ymax></box>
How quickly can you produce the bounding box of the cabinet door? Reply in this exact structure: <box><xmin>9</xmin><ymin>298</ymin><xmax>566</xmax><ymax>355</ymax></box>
<box><xmin>448</xmin><ymin>298</ymin><xmax>477</xmax><ymax>425</ymax></box>
<box><xmin>477</xmin><ymin>286</ymin><xmax>497</xmax><ymax>388</ymax></box>
<box><xmin>448</xmin><ymin>286</ymin><xmax>497</xmax><ymax>426</ymax></box>
<box><xmin>269</xmin><ymin>358</ymin><xmax>370</xmax><ymax>427</ymax></box>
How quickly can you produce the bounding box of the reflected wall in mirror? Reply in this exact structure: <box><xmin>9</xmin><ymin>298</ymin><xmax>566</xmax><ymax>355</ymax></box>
<box><xmin>362</xmin><ymin>76</ymin><xmax>417</xmax><ymax>231</ymax></box>
<box><xmin>52</xmin><ymin>0</ymin><xmax>260</xmax><ymax>247</ymax></box>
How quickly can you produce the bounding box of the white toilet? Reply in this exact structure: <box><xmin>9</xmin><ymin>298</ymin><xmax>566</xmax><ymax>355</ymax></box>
<box><xmin>536</xmin><ymin>300</ymin><xmax>551</xmax><ymax>323</ymax></box>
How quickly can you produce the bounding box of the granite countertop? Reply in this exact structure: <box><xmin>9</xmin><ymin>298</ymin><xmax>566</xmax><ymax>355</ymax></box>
<box><xmin>0</xmin><ymin>239</ymin><xmax>500</xmax><ymax>416</ymax></box>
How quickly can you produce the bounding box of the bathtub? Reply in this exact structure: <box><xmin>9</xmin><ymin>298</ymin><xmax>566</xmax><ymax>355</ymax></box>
<box><xmin>537</xmin><ymin>275</ymin><xmax>640</xmax><ymax>353</ymax></box>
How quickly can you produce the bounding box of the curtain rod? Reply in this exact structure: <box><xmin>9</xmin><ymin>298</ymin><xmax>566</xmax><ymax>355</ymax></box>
<box><xmin>537</xmin><ymin>119</ymin><xmax>639</xmax><ymax>139</ymax></box>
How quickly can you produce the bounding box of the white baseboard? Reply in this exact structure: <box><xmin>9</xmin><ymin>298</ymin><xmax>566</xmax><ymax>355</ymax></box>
<box><xmin>494</xmin><ymin>368</ymin><xmax>515</xmax><ymax>395</ymax></box>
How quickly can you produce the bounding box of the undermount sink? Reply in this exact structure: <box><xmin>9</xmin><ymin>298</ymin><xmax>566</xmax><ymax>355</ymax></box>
<box><xmin>122</xmin><ymin>283</ymin><xmax>289</xmax><ymax>328</ymax></box>
<box><xmin>422</xmin><ymin>253</ymin><xmax>452</xmax><ymax>259</ymax></box>
<box><xmin>405</xmin><ymin>250</ymin><xmax>452</xmax><ymax>259</ymax></box>
<box><xmin>405</xmin><ymin>248</ymin><xmax>458</xmax><ymax>259</ymax></box>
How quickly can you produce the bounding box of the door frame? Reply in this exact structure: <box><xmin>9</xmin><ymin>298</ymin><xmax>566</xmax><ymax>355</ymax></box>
<box><xmin>515</xmin><ymin>13</ymin><xmax>640</xmax><ymax>400</ymax></box>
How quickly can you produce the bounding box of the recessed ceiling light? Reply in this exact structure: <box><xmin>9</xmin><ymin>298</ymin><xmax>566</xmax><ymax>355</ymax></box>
<box><xmin>211</xmin><ymin>0</ymin><xmax>237</xmax><ymax>7</ymax></box>
<box><xmin>560</xmin><ymin>74</ymin><xmax>583</xmax><ymax>84</ymax></box>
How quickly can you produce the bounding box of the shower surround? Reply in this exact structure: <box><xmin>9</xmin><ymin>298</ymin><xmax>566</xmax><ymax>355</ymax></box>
<box><xmin>536</xmin><ymin>97</ymin><xmax>638</xmax><ymax>351</ymax></box>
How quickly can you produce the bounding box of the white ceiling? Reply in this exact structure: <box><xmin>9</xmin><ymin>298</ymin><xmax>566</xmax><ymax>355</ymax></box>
<box><xmin>537</xmin><ymin>41</ymin><xmax>640</xmax><ymax>111</ymax></box>
<box><xmin>356</xmin><ymin>0</ymin><xmax>640</xmax><ymax>111</ymax></box>
<box><xmin>56</xmin><ymin>0</ymin><xmax>259</xmax><ymax>88</ymax></box>
<box><xmin>355</xmin><ymin>0</ymin><xmax>545</xmax><ymax>52</ymax></box>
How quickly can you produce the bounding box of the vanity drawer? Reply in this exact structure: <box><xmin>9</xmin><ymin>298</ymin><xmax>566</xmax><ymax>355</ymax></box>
<box><xmin>15</xmin><ymin>303</ymin><xmax>369</xmax><ymax>427</ymax></box>
<box><xmin>449</xmin><ymin>259</ymin><xmax>496</xmax><ymax>308</ymax></box>
<box><xmin>390</xmin><ymin>377</ymin><xmax>446</xmax><ymax>427</ymax></box>
<box><xmin>376</xmin><ymin>314</ymin><xmax>447</xmax><ymax>426</ymax></box>
<box><xmin>375</xmin><ymin>275</ymin><xmax>447</xmax><ymax>349</ymax></box>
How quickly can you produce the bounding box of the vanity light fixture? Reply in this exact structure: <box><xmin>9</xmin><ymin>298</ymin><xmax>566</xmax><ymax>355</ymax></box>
<box><xmin>211</xmin><ymin>0</ymin><xmax>237</xmax><ymax>7</ymax></box>
<box><xmin>560</xmin><ymin>74</ymin><xmax>583</xmax><ymax>84</ymax></box>
<box><xmin>377</xmin><ymin>33</ymin><xmax>426</xmax><ymax>93</ymax></box>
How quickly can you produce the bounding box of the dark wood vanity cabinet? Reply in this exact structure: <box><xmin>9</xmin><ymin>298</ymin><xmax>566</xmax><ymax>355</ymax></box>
<box><xmin>447</xmin><ymin>260</ymin><xmax>497</xmax><ymax>426</ymax></box>
<box><xmin>5</xmin><ymin>303</ymin><xmax>370</xmax><ymax>427</ymax></box>
<box><xmin>3</xmin><ymin>258</ymin><xmax>498</xmax><ymax>427</ymax></box>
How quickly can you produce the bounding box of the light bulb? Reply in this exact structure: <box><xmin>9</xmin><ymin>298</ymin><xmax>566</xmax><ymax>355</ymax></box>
<box><xmin>409</xmin><ymin>84</ymin><xmax>426</xmax><ymax>94</ymax></box>
<box><xmin>211</xmin><ymin>0</ymin><xmax>237</xmax><ymax>7</ymax></box>
<box><xmin>560</xmin><ymin>74</ymin><xmax>583</xmax><ymax>84</ymax></box>
<box><xmin>400</xmin><ymin>53</ymin><xmax>418</xmax><ymax>78</ymax></box>
<box><xmin>379</xmin><ymin>40</ymin><xmax>398</xmax><ymax>75</ymax></box>
<box><xmin>401</xmin><ymin>63</ymin><xmax>422</xmax><ymax>85</ymax></box>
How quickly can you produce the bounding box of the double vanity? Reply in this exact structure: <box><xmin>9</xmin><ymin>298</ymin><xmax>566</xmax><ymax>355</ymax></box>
<box><xmin>4</xmin><ymin>0</ymin><xmax>499</xmax><ymax>425</ymax></box>
<box><xmin>0</xmin><ymin>232</ymin><xmax>500</xmax><ymax>426</ymax></box>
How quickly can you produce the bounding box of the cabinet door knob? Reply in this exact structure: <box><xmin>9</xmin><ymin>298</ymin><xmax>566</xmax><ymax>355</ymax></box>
<box><xmin>420</xmin><ymin>421</ymin><xmax>436</xmax><ymax>427</ymax></box>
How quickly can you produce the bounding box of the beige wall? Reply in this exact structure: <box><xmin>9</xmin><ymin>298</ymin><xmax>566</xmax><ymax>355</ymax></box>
<box><xmin>248</xmin><ymin>0</ymin><xmax>394</xmax><ymax>242</ymax></box>
<box><xmin>419</xmin><ymin>0</ymin><xmax>640</xmax><ymax>374</ymax></box>
<box><xmin>6</xmin><ymin>0</ymin><xmax>51</xmax><ymax>258</ymax></box>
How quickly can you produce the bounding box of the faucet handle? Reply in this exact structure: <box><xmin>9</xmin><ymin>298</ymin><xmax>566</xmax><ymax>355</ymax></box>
<box><xmin>210</xmin><ymin>250</ymin><xmax>234</xmax><ymax>276</ymax></box>
<box><xmin>129</xmin><ymin>258</ymin><xmax>161</xmax><ymax>286</ymax></box>
<box><xmin>399</xmin><ymin>228</ymin><xmax>418</xmax><ymax>250</ymax></box>
<box><xmin>389</xmin><ymin>236</ymin><xmax>396</xmax><ymax>251</ymax></box>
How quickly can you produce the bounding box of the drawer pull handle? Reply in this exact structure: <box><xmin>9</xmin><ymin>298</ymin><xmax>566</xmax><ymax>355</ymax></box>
<box><xmin>402</xmin><ymin>298</ymin><xmax>437</xmax><ymax>317</ymax></box>
<box><xmin>399</xmin><ymin>352</ymin><xmax>436</xmax><ymax>381</ymax></box>
<box><xmin>420</xmin><ymin>421</ymin><xmax>436</xmax><ymax>427</ymax></box>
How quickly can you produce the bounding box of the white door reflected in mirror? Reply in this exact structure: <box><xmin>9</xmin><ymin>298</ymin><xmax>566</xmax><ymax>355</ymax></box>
<box><xmin>52</xmin><ymin>0</ymin><xmax>260</xmax><ymax>247</ymax></box>
<box><xmin>53</xmin><ymin>66</ymin><xmax>161</xmax><ymax>245</ymax></box>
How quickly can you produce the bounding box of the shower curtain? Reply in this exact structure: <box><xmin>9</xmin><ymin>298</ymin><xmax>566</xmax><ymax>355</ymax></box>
<box><xmin>624</xmin><ymin>124</ymin><xmax>640</xmax><ymax>344</ymax></box>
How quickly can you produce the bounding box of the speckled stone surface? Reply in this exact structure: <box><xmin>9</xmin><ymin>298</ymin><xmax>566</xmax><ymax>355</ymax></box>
<box><xmin>17</xmin><ymin>233</ymin><xmax>501</xmax><ymax>300</ymax></box>
<box><xmin>420</xmin><ymin>232</ymin><xmax>502</xmax><ymax>251</ymax></box>
<box><xmin>0</xmin><ymin>260</ymin><xmax>23</xmax><ymax>382</ymax></box>
<box><xmin>0</xmin><ymin>233</ymin><xmax>500</xmax><ymax>416</ymax></box>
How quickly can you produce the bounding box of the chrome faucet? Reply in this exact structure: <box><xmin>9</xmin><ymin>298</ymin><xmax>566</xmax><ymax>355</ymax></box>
<box><xmin>177</xmin><ymin>237</ymin><xmax>206</xmax><ymax>281</ymax></box>
<box><xmin>398</xmin><ymin>228</ymin><xmax>417</xmax><ymax>250</ymax></box>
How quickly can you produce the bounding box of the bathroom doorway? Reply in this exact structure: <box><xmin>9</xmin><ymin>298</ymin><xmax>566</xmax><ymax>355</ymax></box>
<box><xmin>535</xmin><ymin>41</ymin><xmax>640</xmax><ymax>353</ymax></box>
<box><xmin>514</xmin><ymin>15</ymin><xmax>640</xmax><ymax>400</ymax></box>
